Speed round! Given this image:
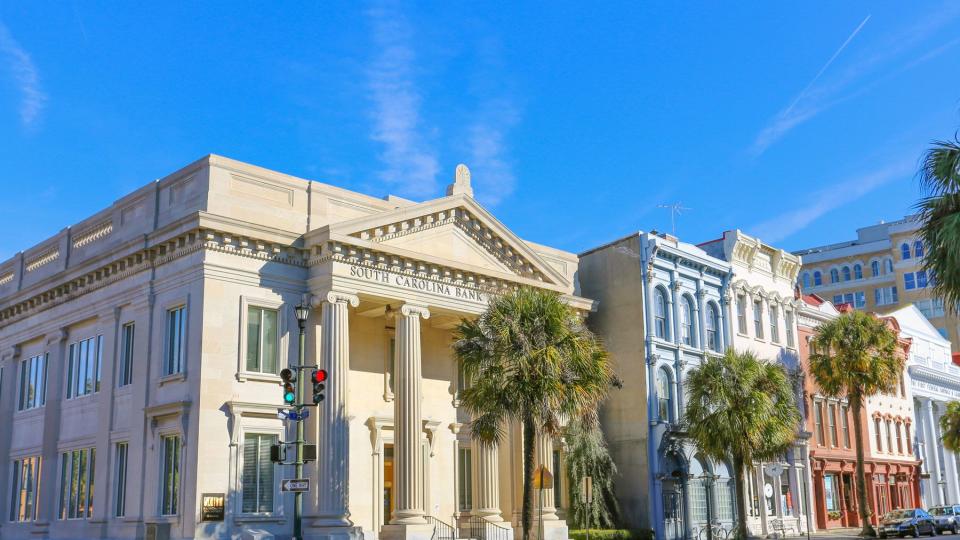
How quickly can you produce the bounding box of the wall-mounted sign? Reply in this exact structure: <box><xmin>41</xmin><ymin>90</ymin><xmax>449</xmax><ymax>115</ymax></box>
<box><xmin>200</xmin><ymin>493</ymin><xmax>225</xmax><ymax>522</ymax></box>
<box><xmin>347</xmin><ymin>264</ymin><xmax>489</xmax><ymax>303</ymax></box>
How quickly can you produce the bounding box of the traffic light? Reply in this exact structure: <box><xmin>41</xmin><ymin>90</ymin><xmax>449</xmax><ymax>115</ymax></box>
<box><xmin>280</xmin><ymin>368</ymin><xmax>297</xmax><ymax>405</ymax></box>
<box><xmin>311</xmin><ymin>369</ymin><xmax>327</xmax><ymax>404</ymax></box>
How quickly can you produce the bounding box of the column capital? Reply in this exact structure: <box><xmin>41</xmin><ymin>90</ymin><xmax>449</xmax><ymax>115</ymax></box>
<box><xmin>316</xmin><ymin>290</ymin><xmax>359</xmax><ymax>307</ymax></box>
<box><xmin>400</xmin><ymin>303</ymin><xmax>430</xmax><ymax>320</ymax></box>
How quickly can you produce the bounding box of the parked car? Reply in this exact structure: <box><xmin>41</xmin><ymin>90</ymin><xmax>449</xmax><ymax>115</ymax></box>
<box><xmin>929</xmin><ymin>505</ymin><xmax>960</xmax><ymax>534</ymax></box>
<box><xmin>878</xmin><ymin>508</ymin><xmax>938</xmax><ymax>538</ymax></box>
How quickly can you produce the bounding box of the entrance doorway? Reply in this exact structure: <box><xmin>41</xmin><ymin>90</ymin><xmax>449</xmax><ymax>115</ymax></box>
<box><xmin>384</xmin><ymin>445</ymin><xmax>395</xmax><ymax>523</ymax></box>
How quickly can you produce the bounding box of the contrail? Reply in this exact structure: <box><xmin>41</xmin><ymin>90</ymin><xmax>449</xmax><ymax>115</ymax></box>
<box><xmin>783</xmin><ymin>14</ymin><xmax>871</xmax><ymax>116</ymax></box>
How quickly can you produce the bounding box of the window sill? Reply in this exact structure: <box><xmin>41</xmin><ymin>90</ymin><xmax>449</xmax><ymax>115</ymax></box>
<box><xmin>145</xmin><ymin>515</ymin><xmax>180</xmax><ymax>525</ymax></box>
<box><xmin>233</xmin><ymin>514</ymin><xmax>285</xmax><ymax>524</ymax></box>
<box><xmin>158</xmin><ymin>372</ymin><xmax>185</xmax><ymax>386</ymax></box>
<box><xmin>13</xmin><ymin>407</ymin><xmax>45</xmax><ymax>419</ymax></box>
<box><xmin>237</xmin><ymin>372</ymin><xmax>281</xmax><ymax>383</ymax></box>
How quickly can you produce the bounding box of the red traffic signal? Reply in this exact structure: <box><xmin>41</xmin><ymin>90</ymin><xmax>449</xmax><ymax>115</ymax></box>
<box><xmin>311</xmin><ymin>369</ymin><xmax>327</xmax><ymax>404</ymax></box>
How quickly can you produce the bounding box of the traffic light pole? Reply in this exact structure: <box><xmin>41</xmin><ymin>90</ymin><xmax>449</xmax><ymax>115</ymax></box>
<box><xmin>294</xmin><ymin>320</ymin><xmax>306</xmax><ymax>540</ymax></box>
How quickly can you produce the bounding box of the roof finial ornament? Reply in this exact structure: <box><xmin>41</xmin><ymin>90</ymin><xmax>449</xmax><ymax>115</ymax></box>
<box><xmin>446</xmin><ymin>163</ymin><xmax>473</xmax><ymax>197</ymax></box>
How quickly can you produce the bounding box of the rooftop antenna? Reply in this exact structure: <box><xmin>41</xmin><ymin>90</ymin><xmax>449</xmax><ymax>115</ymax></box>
<box><xmin>657</xmin><ymin>202</ymin><xmax>692</xmax><ymax>236</ymax></box>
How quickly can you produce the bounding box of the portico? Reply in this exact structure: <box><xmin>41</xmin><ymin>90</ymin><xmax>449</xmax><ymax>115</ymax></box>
<box><xmin>298</xmin><ymin>174</ymin><xmax>589</xmax><ymax>540</ymax></box>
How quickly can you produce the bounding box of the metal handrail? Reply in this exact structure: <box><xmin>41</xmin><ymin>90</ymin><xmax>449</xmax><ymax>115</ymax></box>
<box><xmin>426</xmin><ymin>515</ymin><xmax>456</xmax><ymax>540</ymax></box>
<box><xmin>459</xmin><ymin>514</ymin><xmax>512</xmax><ymax>540</ymax></box>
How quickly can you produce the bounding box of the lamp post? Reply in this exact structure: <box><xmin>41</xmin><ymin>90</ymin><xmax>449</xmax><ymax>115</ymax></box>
<box><xmin>293</xmin><ymin>300</ymin><xmax>311</xmax><ymax>540</ymax></box>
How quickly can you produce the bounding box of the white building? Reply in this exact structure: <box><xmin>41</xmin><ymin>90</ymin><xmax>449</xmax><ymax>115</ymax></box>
<box><xmin>699</xmin><ymin>230</ymin><xmax>811</xmax><ymax>536</ymax></box>
<box><xmin>0</xmin><ymin>156</ymin><xmax>587</xmax><ymax>540</ymax></box>
<box><xmin>887</xmin><ymin>305</ymin><xmax>960</xmax><ymax>507</ymax></box>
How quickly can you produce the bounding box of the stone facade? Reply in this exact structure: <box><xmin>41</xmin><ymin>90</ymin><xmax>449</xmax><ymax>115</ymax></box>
<box><xmin>0</xmin><ymin>155</ymin><xmax>584</xmax><ymax>540</ymax></box>
<box><xmin>578</xmin><ymin>232</ymin><xmax>732</xmax><ymax>540</ymax></box>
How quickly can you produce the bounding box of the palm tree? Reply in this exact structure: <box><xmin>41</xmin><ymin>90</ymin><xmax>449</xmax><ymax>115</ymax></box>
<box><xmin>685</xmin><ymin>349</ymin><xmax>800</xmax><ymax>540</ymax></box>
<box><xmin>563</xmin><ymin>416</ymin><xmax>619</xmax><ymax>530</ymax></box>
<box><xmin>939</xmin><ymin>401</ymin><xmax>960</xmax><ymax>453</ymax></box>
<box><xmin>809</xmin><ymin>310</ymin><xmax>902</xmax><ymax>537</ymax></box>
<box><xmin>453</xmin><ymin>287</ymin><xmax>614</xmax><ymax>540</ymax></box>
<box><xmin>917</xmin><ymin>136</ymin><xmax>960</xmax><ymax>310</ymax></box>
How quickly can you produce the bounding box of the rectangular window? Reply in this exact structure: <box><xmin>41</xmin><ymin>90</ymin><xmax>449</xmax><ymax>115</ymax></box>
<box><xmin>119</xmin><ymin>323</ymin><xmax>135</xmax><ymax>387</ymax></box>
<box><xmin>785</xmin><ymin>310</ymin><xmax>795</xmax><ymax>347</ymax></box>
<box><xmin>875</xmin><ymin>287</ymin><xmax>899</xmax><ymax>306</ymax></box>
<box><xmin>769</xmin><ymin>306</ymin><xmax>779</xmax><ymax>343</ymax></box>
<box><xmin>824</xmin><ymin>474</ymin><xmax>840</xmax><ymax>512</ymax></box>
<box><xmin>161</xmin><ymin>435</ymin><xmax>181</xmax><ymax>515</ymax></box>
<box><xmin>855</xmin><ymin>291</ymin><xmax>866</xmax><ymax>308</ymax></box>
<box><xmin>458</xmin><ymin>448</ymin><xmax>472</xmax><ymax>511</ymax></box>
<box><xmin>841</xmin><ymin>405</ymin><xmax>850</xmax><ymax>448</ymax></box>
<box><xmin>875</xmin><ymin>418</ymin><xmax>883</xmax><ymax>451</ymax></box>
<box><xmin>66</xmin><ymin>336</ymin><xmax>103</xmax><ymax>399</ymax></box>
<box><xmin>895</xmin><ymin>423</ymin><xmax>903</xmax><ymax>454</ymax></box>
<box><xmin>814</xmin><ymin>401</ymin><xmax>825</xmax><ymax>446</ymax></box>
<box><xmin>737</xmin><ymin>295</ymin><xmax>747</xmax><ymax>334</ymax></box>
<box><xmin>906</xmin><ymin>424</ymin><xmax>912</xmax><ymax>454</ymax></box>
<box><xmin>114</xmin><ymin>443</ymin><xmax>128</xmax><ymax>517</ymax></box>
<box><xmin>245</xmin><ymin>306</ymin><xmax>279</xmax><ymax>374</ymax></box>
<box><xmin>833</xmin><ymin>295</ymin><xmax>843</xmax><ymax>305</ymax></box>
<box><xmin>9</xmin><ymin>456</ymin><xmax>41</xmax><ymax>522</ymax></box>
<box><xmin>165</xmin><ymin>306</ymin><xmax>186</xmax><ymax>375</ymax></box>
<box><xmin>18</xmin><ymin>354</ymin><xmax>47</xmax><ymax>411</ymax></box>
<box><xmin>753</xmin><ymin>300</ymin><xmax>764</xmax><ymax>339</ymax></box>
<box><xmin>58</xmin><ymin>447</ymin><xmax>95</xmax><ymax>520</ymax></box>
<box><xmin>843</xmin><ymin>293</ymin><xmax>854</xmax><ymax>305</ymax></box>
<box><xmin>917</xmin><ymin>270</ymin><xmax>928</xmax><ymax>288</ymax></box>
<box><xmin>905</xmin><ymin>273</ymin><xmax>916</xmax><ymax>290</ymax></box>
<box><xmin>828</xmin><ymin>403</ymin><xmax>838</xmax><ymax>447</ymax></box>
<box><xmin>242</xmin><ymin>433</ymin><xmax>276</xmax><ymax>514</ymax></box>
<box><xmin>885</xmin><ymin>420</ymin><xmax>893</xmax><ymax>453</ymax></box>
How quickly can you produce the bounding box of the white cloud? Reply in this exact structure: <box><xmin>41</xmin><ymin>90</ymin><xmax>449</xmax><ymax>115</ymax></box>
<box><xmin>0</xmin><ymin>21</ymin><xmax>46</xmax><ymax>129</ymax></box>
<box><xmin>364</xmin><ymin>3</ymin><xmax>439</xmax><ymax>198</ymax></box>
<box><xmin>749</xmin><ymin>158</ymin><xmax>914</xmax><ymax>243</ymax></box>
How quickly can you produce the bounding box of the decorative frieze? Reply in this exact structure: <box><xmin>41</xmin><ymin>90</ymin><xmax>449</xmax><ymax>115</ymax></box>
<box><xmin>25</xmin><ymin>247</ymin><xmax>60</xmax><ymax>272</ymax></box>
<box><xmin>72</xmin><ymin>220</ymin><xmax>114</xmax><ymax>249</ymax></box>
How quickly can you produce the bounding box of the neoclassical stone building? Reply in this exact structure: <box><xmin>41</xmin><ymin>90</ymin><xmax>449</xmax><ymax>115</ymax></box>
<box><xmin>700</xmin><ymin>230</ymin><xmax>811</xmax><ymax>537</ymax></box>
<box><xmin>0</xmin><ymin>156</ymin><xmax>585</xmax><ymax>540</ymax></box>
<box><xmin>579</xmin><ymin>232</ymin><xmax>733</xmax><ymax>540</ymax></box>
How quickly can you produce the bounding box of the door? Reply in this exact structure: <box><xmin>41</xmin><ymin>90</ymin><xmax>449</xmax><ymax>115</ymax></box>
<box><xmin>662</xmin><ymin>482</ymin><xmax>684</xmax><ymax>540</ymax></box>
<box><xmin>384</xmin><ymin>445</ymin><xmax>395</xmax><ymax>523</ymax></box>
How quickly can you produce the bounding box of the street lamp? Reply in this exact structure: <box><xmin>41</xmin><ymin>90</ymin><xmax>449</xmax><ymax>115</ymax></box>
<box><xmin>293</xmin><ymin>299</ymin><xmax>310</xmax><ymax>540</ymax></box>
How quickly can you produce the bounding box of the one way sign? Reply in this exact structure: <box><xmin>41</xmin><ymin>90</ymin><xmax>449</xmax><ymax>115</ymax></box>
<box><xmin>281</xmin><ymin>479</ymin><xmax>310</xmax><ymax>493</ymax></box>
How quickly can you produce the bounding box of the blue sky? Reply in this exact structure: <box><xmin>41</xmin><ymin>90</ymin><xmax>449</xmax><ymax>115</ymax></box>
<box><xmin>1</xmin><ymin>2</ymin><xmax>959</xmax><ymax>261</ymax></box>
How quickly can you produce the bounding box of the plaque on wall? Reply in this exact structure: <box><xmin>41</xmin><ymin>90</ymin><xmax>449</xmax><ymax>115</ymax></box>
<box><xmin>201</xmin><ymin>493</ymin><xmax>225</xmax><ymax>522</ymax></box>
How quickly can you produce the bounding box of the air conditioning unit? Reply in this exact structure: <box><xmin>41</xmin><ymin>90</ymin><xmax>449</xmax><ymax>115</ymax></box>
<box><xmin>144</xmin><ymin>522</ymin><xmax>171</xmax><ymax>540</ymax></box>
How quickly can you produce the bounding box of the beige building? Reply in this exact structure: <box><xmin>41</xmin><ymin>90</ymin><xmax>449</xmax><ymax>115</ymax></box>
<box><xmin>795</xmin><ymin>216</ymin><xmax>957</xmax><ymax>351</ymax></box>
<box><xmin>0</xmin><ymin>156</ymin><xmax>586</xmax><ymax>540</ymax></box>
<box><xmin>699</xmin><ymin>230</ymin><xmax>811</xmax><ymax>536</ymax></box>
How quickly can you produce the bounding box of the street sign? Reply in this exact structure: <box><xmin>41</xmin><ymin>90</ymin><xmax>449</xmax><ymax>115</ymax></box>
<box><xmin>581</xmin><ymin>476</ymin><xmax>593</xmax><ymax>503</ymax></box>
<box><xmin>281</xmin><ymin>479</ymin><xmax>310</xmax><ymax>493</ymax></box>
<box><xmin>532</xmin><ymin>465</ymin><xmax>553</xmax><ymax>489</ymax></box>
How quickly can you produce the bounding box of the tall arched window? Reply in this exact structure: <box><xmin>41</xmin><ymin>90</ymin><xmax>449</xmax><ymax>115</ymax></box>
<box><xmin>901</xmin><ymin>243</ymin><xmax>911</xmax><ymax>260</ymax></box>
<box><xmin>706</xmin><ymin>303</ymin><xmax>720</xmax><ymax>352</ymax></box>
<box><xmin>689</xmin><ymin>456</ymin><xmax>710</xmax><ymax>526</ymax></box>
<box><xmin>871</xmin><ymin>260</ymin><xmax>880</xmax><ymax>277</ymax></box>
<box><xmin>885</xmin><ymin>259</ymin><xmax>894</xmax><ymax>274</ymax></box>
<box><xmin>914</xmin><ymin>241</ymin><xmax>924</xmax><ymax>259</ymax></box>
<box><xmin>681</xmin><ymin>296</ymin><xmax>695</xmax><ymax>346</ymax></box>
<box><xmin>813</xmin><ymin>271</ymin><xmax>822</xmax><ymax>286</ymax></box>
<box><xmin>854</xmin><ymin>264</ymin><xmax>863</xmax><ymax>280</ymax></box>
<box><xmin>714</xmin><ymin>461</ymin><xmax>736</xmax><ymax>523</ymax></box>
<box><xmin>656</xmin><ymin>367</ymin><xmax>673</xmax><ymax>422</ymax></box>
<box><xmin>802</xmin><ymin>273</ymin><xmax>810</xmax><ymax>289</ymax></box>
<box><xmin>842</xmin><ymin>266</ymin><xmax>851</xmax><ymax>281</ymax></box>
<box><xmin>830</xmin><ymin>268</ymin><xmax>840</xmax><ymax>283</ymax></box>
<box><xmin>654</xmin><ymin>288</ymin><xmax>669</xmax><ymax>340</ymax></box>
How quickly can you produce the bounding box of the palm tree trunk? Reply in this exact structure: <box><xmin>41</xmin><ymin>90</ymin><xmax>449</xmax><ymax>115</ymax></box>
<box><xmin>732</xmin><ymin>455</ymin><xmax>750</xmax><ymax>540</ymax></box>
<box><xmin>523</xmin><ymin>416</ymin><xmax>536</xmax><ymax>540</ymax></box>
<box><xmin>851</xmin><ymin>395</ymin><xmax>876</xmax><ymax>537</ymax></box>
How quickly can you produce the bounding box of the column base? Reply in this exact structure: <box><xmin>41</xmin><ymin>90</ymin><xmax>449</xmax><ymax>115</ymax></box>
<box><xmin>524</xmin><ymin>519</ymin><xmax>567</xmax><ymax>540</ymax></box>
<box><xmin>380</xmin><ymin>523</ymin><xmax>435</xmax><ymax>540</ymax></box>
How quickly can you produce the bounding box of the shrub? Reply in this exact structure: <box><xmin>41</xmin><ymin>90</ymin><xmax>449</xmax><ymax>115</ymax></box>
<box><xmin>569</xmin><ymin>529</ymin><xmax>654</xmax><ymax>540</ymax></box>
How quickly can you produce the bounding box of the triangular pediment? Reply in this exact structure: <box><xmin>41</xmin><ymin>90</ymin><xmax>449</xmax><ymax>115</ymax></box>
<box><xmin>323</xmin><ymin>195</ymin><xmax>569</xmax><ymax>288</ymax></box>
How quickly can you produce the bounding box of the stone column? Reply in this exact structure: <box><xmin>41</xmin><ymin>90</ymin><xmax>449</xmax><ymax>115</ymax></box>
<box><xmin>313</xmin><ymin>291</ymin><xmax>358</xmax><ymax>530</ymax></box>
<box><xmin>36</xmin><ymin>328</ymin><xmax>68</xmax><ymax>535</ymax></box>
<box><xmin>935</xmin><ymin>402</ymin><xmax>960</xmax><ymax>504</ymax></box>
<box><xmin>474</xmin><ymin>442</ymin><xmax>506</xmax><ymax>522</ymax></box>
<box><xmin>922</xmin><ymin>399</ymin><xmax>945</xmax><ymax>505</ymax></box>
<box><xmin>534</xmin><ymin>432</ymin><xmax>559</xmax><ymax>521</ymax></box>
<box><xmin>386</xmin><ymin>303</ymin><xmax>431</xmax><ymax>538</ymax></box>
<box><xmin>92</xmin><ymin>308</ymin><xmax>122</xmax><ymax>525</ymax></box>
